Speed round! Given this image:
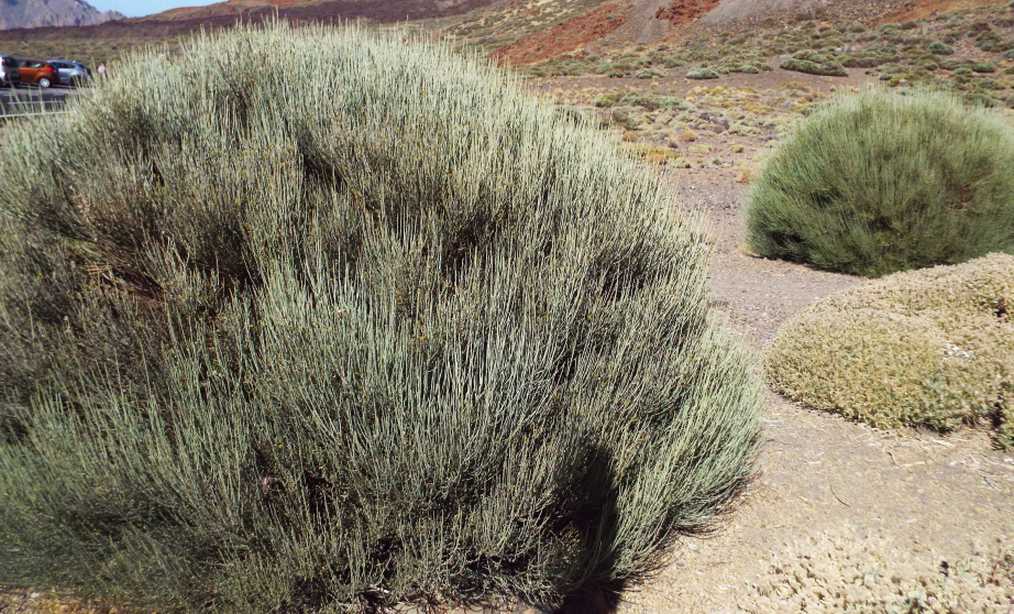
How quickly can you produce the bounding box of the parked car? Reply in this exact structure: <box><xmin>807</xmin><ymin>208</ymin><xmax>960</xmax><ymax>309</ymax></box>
<box><xmin>13</xmin><ymin>59</ymin><xmax>58</xmax><ymax>88</ymax></box>
<box><xmin>47</xmin><ymin>59</ymin><xmax>91</xmax><ymax>87</ymax></box>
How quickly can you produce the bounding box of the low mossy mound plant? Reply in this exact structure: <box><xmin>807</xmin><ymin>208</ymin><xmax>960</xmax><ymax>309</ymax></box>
<box><xmin>747</xmin><ymin>88</ymin><xmax>1014</xmax><ymax>277</ymax></box>
<box><xmin>767</xmin><ymin>254</ymin><xmax>1014</xmax><ymax>449</ymax></box>
<box><xmin>0</xmin><ymin>24</ymin><xmax>761</xmax><ymax>612</ymax></box>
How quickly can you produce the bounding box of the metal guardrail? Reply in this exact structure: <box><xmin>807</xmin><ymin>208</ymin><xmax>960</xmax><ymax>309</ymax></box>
<box><xmin>0</xmin><ymin>110</ymin><xmax>69</xmax><ymax>120</ymax></box>
<box><xmin>0</xmin><ymin>95</ymin><xmax>68</xmax><ymax>119</ymax></box>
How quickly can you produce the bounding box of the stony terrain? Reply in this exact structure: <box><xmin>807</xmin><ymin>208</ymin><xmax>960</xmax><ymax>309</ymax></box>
<box><xmin>607</xmin><ymin>172</ymin><xmax>1014</xmax><ymax>613</ymax></box>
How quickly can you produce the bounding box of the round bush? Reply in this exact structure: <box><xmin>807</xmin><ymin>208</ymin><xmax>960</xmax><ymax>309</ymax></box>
<box><xmin>686</xmin><ymin>67</ymin><xmax>720</xmax><ymax>80</ymax></box>
<box><xmin>0</xmin><ymin>25</ymin><xmax>760</xmax><ymax>611</ymax></box>
<box><xmin>928</xmin><ymin>41</ymin><xmax>954</xmax><ymax>55</ymax></box>
<box><xmin>747</xmin><ymin>88</ymin><xmax>1014</xmax><ymax>277</ymax></box>
<box><xmin>767</xmin><ymin>254</ymin><xmax>1014</xmax><ymax>449</ymax></box>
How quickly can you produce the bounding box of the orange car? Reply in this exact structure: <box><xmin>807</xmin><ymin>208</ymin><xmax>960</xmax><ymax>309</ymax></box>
<box><xmin>12</xmin><ymin>59</ymin><xmax>58</xmax><ymax>89</ymax></box>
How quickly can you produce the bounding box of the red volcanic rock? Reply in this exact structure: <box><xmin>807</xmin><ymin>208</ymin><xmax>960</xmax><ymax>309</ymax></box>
<box><xmin>493</xmin><ymin>3</ymin><xmax>625</xmax><ymax>66</ymax></box>
<box><xmin>654</xmin><ymin>0</ymin><xmax>721</xmax><ymax>25</ymax></box>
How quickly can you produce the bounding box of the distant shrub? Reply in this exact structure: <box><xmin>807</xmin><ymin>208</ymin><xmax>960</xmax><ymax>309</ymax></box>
<box><xmin>928</xmin><ymin>41</ymin><xmax>954</xmax><ymax>55</ymax></box>
<box><xmin>731</xmin><ymin>63</ymin><xmax>762</xmax><ymax>74</ymax></box>
<box><xmin>606</xmin><ymin>60</ymin><xmax>634</xmax><ymax>77</ymax></box>
<box><xmin>975</xmin><ymin>32</ymin><xmax>1003</xmax><ymax>52</ymax></box>
<box><xmin>687</xmin><ymin>67</ymin><xmax>720</xmax><ymax>79</ymax></box>
<box><xmin>842</xmin><ymin>52</ymin><xmax>892</xmax><ymax>68</ymax></box>
<box><xmin>594</xmin><ymin>92</ymin><xmax>620</xmax><ymax>107</ymax></box>
<box><xmin>747</xmin><ymin>88</ymin><xmax>1014</xmax><ymax>276</ymax></box>
<box><xmin>780</xmin><ymin>51</ymin><xmax>848</xmax><ymax>76</ymax></box>
<box><xmin>594</xmin><ymin>92</ymin><xmax>689</xmax><ymax>114</ymax></box>
<box><xmin>0</xmin><ymin>25</ymin><xmax>760</xmax><ymax>611</ymax></box>
<box><xmin>768</xmin><ymin>255</ymin><xmax>1014</xmax><ymax>449</ymax></box>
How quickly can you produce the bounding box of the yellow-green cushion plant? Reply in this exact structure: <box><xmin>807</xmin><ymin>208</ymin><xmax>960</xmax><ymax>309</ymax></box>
<box><xmin>768</xmin><ymin>254</ymin><xmax>1013</xmax><ymax>448</ymax></box>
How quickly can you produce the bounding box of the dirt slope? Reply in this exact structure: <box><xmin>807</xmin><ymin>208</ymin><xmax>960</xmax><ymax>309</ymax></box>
<box><xmin>885</xmin><ymin>0</ymin><xmax>1009</xmax><ymax>22</ymax></box>
<box><xmin>138</xmin><ymin>0</ymin><xmax>500</xmax><ymax>24</ymax></box>
<box><xmin>605</xmin><ymin>0</ymin><xmax>674</xmax><ymax>44</ymax></box>
<box><xmin>655</xmin><ymin>0</ymin><xmax>720</xmax><ymax>26</ymax></box>
<box><xmin>493</xmin><ymin>3</ymin><xmax>626</xmax><ymax>65</ymax></box>
<box><xmin>700</xmin><ymin>0</ymin><xmax>1000</xmax><ymax>23</ymax></box>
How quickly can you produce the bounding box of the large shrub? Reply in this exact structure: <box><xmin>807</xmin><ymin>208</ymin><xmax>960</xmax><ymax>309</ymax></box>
<box><xmin>747</xmin><ymin>88</ymin><xmax>1014</xmax><ymax>277</ymax></box>
<box><xmin>0</xmin><ymin>25</ymin><xmax>760</xmax><ymax>611</ymax></box>
<box><xmin>767</xmin><ymin>254</ymin><xmax>1014</xmax><ymax>449</ymax></box>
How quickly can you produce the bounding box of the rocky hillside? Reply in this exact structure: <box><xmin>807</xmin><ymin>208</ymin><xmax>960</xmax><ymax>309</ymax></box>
<box><xmin>697</xmin><ymin>0</ymin><xmax>953</xmax><ymax>23</ymax></box>
<box><xmin>0</xmin><ymin>0</ymin><xmax>123</xmax><ymax>30</ymax></box>
<box><xmin>139</xmin><ymin>0</ymin><xmax>500</xmax><ymax>23</ymax></box>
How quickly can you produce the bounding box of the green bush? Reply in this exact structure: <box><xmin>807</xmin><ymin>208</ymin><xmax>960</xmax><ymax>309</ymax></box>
<box><xmin>747</xmin><ymin>88</ymin><xmax>1014</xmax><ymax>276</ymax></box>
<box><xmin>780</xmin><ymin>53</ymin><xmax>848</xmax><ymax>77</ymax></box>
<box><xmin>928</xmin><ymin>41</ymin><xmax>954</xmax><ymax>55</ymax></box>
<box><xmin>842</xmin><ymin>52</ymin><xmax>893</xmax><ymax>68</ymax></box>
<box><xmin>686</xmin><ymin>67</ymin><xmax>720</xmax><ymax>80</ymax></box>
<box><xmin>0</xmin><ymin>25</ymin><xmax>760</xmax><ymax>611</ymax></box>
<box><xmin>767</xmin><ymin>254</ymin><xmax>1014</xmax><ymax>449</ymax></box>
<box><xmin>731</xmin><ymin>63</ymin><xmax>763</xmax><ymax>74</ymax></box>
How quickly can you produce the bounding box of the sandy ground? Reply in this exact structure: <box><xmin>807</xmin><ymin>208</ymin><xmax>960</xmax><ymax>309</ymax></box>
<box><xmin>608</xmin><ymin>172</ymin><xmax>1014</xmax><ymax>613</ymax></box>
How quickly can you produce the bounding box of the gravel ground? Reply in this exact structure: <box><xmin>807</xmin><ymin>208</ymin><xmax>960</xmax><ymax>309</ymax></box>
<box><xmin>610</xmin><ymin>172</ymin><xmax>1014</xmax><ymax>613</ymax></box>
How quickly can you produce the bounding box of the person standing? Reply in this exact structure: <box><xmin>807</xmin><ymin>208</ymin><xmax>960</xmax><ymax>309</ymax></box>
<box><xmin>0</xmin><ymin>57</ymin><xmax>10</xmax><ymax>86</ymax></box>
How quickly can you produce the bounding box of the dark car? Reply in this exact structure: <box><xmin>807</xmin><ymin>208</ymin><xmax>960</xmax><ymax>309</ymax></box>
<box><xmin>47</xmin><ymin>59</ymin><xmax>92</xmax><ymax>87</ymax></box>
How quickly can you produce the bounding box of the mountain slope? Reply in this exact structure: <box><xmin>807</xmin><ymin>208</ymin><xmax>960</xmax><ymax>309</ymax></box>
<box><xmin>0</xmin><ymin>0</ymin><xmax>123</xmax><ymax>30</ymax></box>
<box><xmin>698</xmin><ymin>0</ymin><xmax>1001</xmax><ymax>23</ymax></box>
<box><xmin>140</xmin><ymin>0</ymin><xmax>500</xmax><ymax>23</ymax></box>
